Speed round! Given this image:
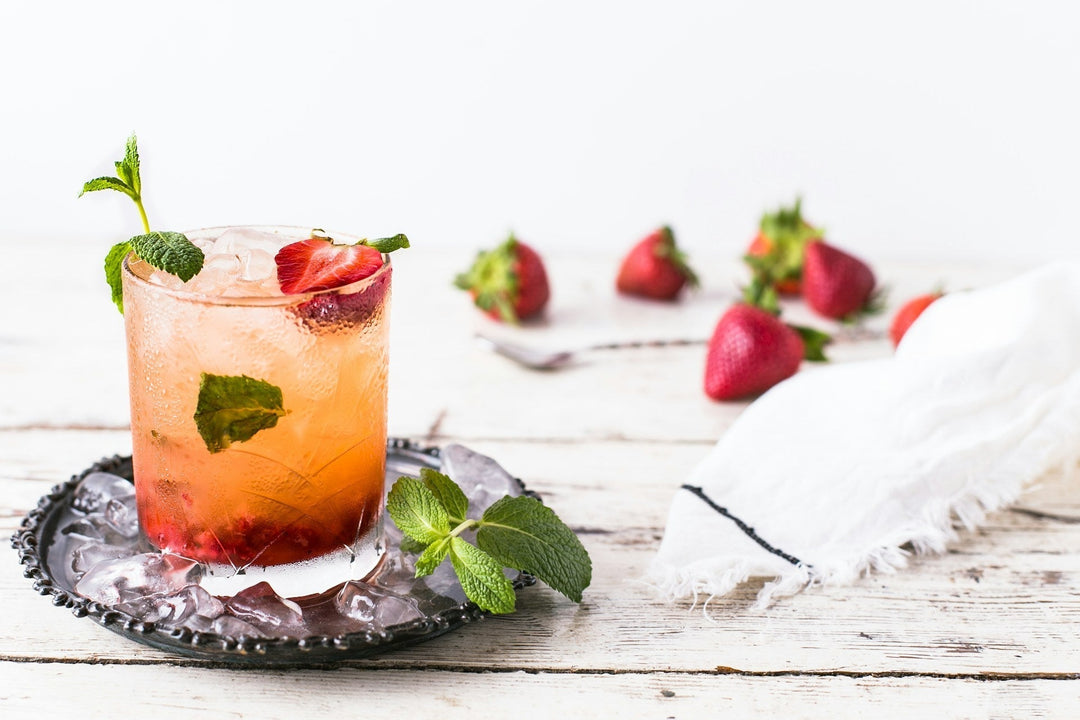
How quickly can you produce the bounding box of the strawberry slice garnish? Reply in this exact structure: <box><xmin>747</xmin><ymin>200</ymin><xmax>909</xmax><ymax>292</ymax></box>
<box><xmin>294</xmin><ymin>267</ymin><xmax>392</xmax><ymax>329</ymax></box>
<box><xmin>275</xmin><ymin>231</ymin><xmax>408</xmax><ymax>294</ymax></box>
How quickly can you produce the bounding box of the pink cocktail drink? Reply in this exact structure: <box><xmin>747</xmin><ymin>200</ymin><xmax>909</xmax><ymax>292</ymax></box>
<box><xmin>122</xmin><ymin>227</ymin><xmax>390</xmax><ymax>580</ymax></box>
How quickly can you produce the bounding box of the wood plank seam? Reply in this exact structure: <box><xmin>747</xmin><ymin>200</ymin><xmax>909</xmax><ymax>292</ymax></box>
<box><xmin>1</xmin><ymin>657</ymin><xmax>1078</xmax><ymax>680</ymax></box>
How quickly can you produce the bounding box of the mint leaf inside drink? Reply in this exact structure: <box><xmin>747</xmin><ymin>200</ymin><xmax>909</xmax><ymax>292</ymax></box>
<box><xmin>129</xmin><ymin>231</ymin><xmax>205</xmax><ymax>282</ymax></box>
<box><xmin>449</xmin><ymin>536</ymin><xmax>516</xmax><ymax>614</ymax></box>
<box><xmin>193</xmin><ymin>373</ymin><xmax>287</xmax><ymax>453</ymax></box>
<box><xmin>476</xmin><ymin>495</ymin><xmax>592</xmax><ymax>603</ymax></box>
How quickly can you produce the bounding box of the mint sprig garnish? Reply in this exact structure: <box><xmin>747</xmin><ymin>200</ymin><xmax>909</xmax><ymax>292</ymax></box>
<box><xmin>193</xmin><ymin>373</ymin><xmax>287</xmax><ymax>454</ymax></box>
<box><xmin>386</xmin><ymin>476</ymin><xmax>451</xmax><ymax>544</ymax></box>
<box><xmin>387</xmin><ymin>467</ymin><xmax>592</xmax><ymax>614</ymax></box>
<box><xmin>449</xmin><ymin>536</ymin><xmax>516</xmax><ymax>615</ymax></box>
<box><xmin>475</xmin><ymin>495</ymin><xmax>592</xmax><ymax>603</ymax></box>
<box><xmin>81</xmin><ymin>134</ymin><xmax>204</xmax><ymax>313</ymax></box>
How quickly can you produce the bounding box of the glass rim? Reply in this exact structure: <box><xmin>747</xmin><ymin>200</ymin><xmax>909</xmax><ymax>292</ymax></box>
<box><xmin>121</xmin><ymin>225</ymin><xmax>392</xmax><ymax>307</ymax></box>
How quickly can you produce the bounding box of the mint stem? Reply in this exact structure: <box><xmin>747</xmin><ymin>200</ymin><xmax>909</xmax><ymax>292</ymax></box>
<box><xmin>449</xmin><ymin>519</ymin><xmax>479</xmax><ymax>539</ymax></box>
<box><xmin>135</xmin><ymin>198</ymin><xmax>150</xmax><ymax>234</ymax></box>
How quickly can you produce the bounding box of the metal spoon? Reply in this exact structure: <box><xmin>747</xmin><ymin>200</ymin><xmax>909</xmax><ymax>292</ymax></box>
<box><xmin>475</xmin><ymin>325</ymin><xmax>886</xmax><ymax>371</ymax></box>
<box><xmin>475</xmin><ymin>333</ymin><xmax>707</xmax><ymax>371</ymax></box>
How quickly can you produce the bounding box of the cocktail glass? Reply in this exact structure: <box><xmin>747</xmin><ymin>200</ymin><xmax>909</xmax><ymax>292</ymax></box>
<box><xmin>121</xmin><ymin>226</ymin><xmax>391</xmax><ymax>595</ymax></box>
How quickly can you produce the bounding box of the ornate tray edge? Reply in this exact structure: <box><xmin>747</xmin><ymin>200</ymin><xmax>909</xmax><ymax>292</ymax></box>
<box><xmin>10</xmin><ymin>437</ymin><xmax>538</xmax><ymax>664</ymax></box>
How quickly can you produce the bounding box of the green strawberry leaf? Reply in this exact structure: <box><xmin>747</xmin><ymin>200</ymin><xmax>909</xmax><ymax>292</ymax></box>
<box><xmin>449</xmin><ymin>536</ymin><xmax>516</xmax><ymax>614</ymax></box>
<box><xmin>415</xmin><ymin>536</ymin><xmax>451</xmax><ymax>577</ymax></box>
<box><xmin>386</xmin><ymin>476</ymin><xmax>451</xmax><ymax>545</ymax></box>
<box><xmin>454</xmin><ymin>234</ymin><xmax>521</xmax><ymax>323</ymax></box>
<box><xmin>193</xmin><ymin>373</ymin><xmax>287</xmax><ymax>454</ymax></box>
<box><xmin>747</xmin><ymin>197</ymin><xmax>822</xmax><ymax>287</ymax></box>
<box><xmin>791</xmin><ymin>324</ymin><xmax>832</xmax><ymax>362</ymax></box>
<box><xmin>362</xmin><ymin>234</ymin><xmax>411</xmax><ymax>254</ymax></box>
<box><xmin>104</xmin><ymin>240</ymin><xmax>133</xmax><ymax>314</ymax></box>
<box><xmin>742</xmin><ymin>274</ymin><xmax>780</xmax><ymax>315</ymax></box>
<box><xmin>420</xmin><ymin>468</ymin><xmax>469</xmax><ymax>526</ymax></box>
<box><xmin>653</xmin><ymin>226</ymin><xmax>700</xmax><ymax>288</ymax></box>
<box><xmin>476</xmin><ymin>495</ymin><xmax>592</xmax><ymax>603</ymax></box>
<box><xmin>129</xmin><ymin>231</ymin><xmax>204</xmax><ymax>282</ymax></box>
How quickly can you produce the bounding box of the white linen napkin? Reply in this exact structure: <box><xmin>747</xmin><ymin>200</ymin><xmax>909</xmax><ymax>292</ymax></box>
<box><xmin>650</xmin><ymin>262</ymin><xmax>1080</xmax><ymax>608</ymax></box>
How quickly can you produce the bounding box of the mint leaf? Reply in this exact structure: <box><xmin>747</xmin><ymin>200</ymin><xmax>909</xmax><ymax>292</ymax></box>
<box><xmin>399</xmin><ymin>535</ymin><xmax>428</xmax><ymax>555</ymax></box>
<box><xmin>119</xmin><ymin>134</ymin><xmax>141</xmax><ymax>195</ymax></box>
<box><xmin>449</xmin><ymin>537</ymin><xmax>516</xmax><ymax>614</ymax></box>
<box><xmin>415</xmin><ymin>536</ymin><xmax>451</xmax><ymax>577</ymax></box>
<box><xmin>362</xmin><ymin>234</ymin><xmax>410</xmax><ymax>254</ymax></box>
<box><xmin>420</xmin><ymin>468</ymin><xmax>468</xmax><ymax>526</ymax></box>
<box><xmin>80</xmin><ymin>176</ymin><xmax>136</xmax><ymax>199</ymax></box>
<box><xmin>386</xmin><ymin>476</ymin><xmax>450</xmax><ymax>545</ymax></box>
<box><xmin>104</xmin><ymin>241</ymin><xmax>133</xmax><ymax>314</ymax></box>
<box><xmin>129</xmin><ymin>231</ymin><xmax>204</xmax><ymax>282</ymax></box>
<box><xmin>476</xmin><ymin>495</ymin><xmax>592</xmax><ymax>603</ymax></box>
<box><xmin>193</xmin><ymin>373</ymin><xmax>286</xmax><ymax>454</ymax></box>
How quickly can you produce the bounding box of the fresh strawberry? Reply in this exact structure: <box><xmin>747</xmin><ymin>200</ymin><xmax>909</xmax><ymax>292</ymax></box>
<box><xmin>616</xmin><ymin>226</ymin><xmax>699</xmax><ymax>300</ymax></box>
<box><xmin>704</xmin><ymin>304</ymin><xmax>829</xmax><ymax>401</ymax></box>
<box><xmin>801</xmin><ymin>240</ymin><xmax>880</xmax><ymax>321</ymax></box>
<box><xmin>455</xmin><ymin>234</ymin><xmax>550</xmax><ymax>323</ymax></box>
<box><xmin>293</xmin><ymin>265</ymin><xmax>392</xmax><ymax>329</ymax></box>
<box><xmin>743</xmin><ymin>198</ymin><xmax>822</xmax><ymax>298</ymax></box>
<box><xmin>275</xmin><ymin>231</ymin><xmax>399</xmax><ymax>294</ymax></box>
<box><xmin>889</xmin><ymin>291</ymin><xmax>942</xmax><ymax>347</ymax></box>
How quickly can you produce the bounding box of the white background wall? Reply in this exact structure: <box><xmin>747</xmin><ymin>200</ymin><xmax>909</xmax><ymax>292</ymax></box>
<box><xmin>2</xmin><ymin>1</ymin><xmax>1078</xmax><ymax>264</ymax></box>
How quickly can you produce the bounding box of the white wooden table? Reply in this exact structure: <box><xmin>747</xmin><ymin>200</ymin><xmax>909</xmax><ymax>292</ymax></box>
<box><xmin>2</xmin><ymin>244</ymin><xmax>1077</xmax><ymax>718</ymax></box>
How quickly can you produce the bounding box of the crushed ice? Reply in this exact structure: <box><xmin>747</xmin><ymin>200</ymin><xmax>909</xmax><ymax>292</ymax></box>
<box><xmin>54</xmin><ymin>444</ymin><xmax>521</xmax><ymax>639</ymax></box>
<box><xmin>150</xmin><ymin>227</ymin><xmax>285</xmax><ymax>297</ymax></box>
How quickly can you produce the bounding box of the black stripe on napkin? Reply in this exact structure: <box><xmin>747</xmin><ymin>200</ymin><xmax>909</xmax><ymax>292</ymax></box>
<box><xmin>680</xmin><ymin>484</ymin><xmax>806</xmax><ymax>568</ymax></box>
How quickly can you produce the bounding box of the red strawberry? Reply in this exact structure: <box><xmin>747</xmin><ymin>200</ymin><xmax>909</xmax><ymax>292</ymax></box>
<box><xmin>743</xmin><ymin>198</ymin><xmax>822</xmax><ymax>297</ymax></box>
<box><xmin>801</xmin><ymin>240</ymin><xmax>879</xmax><ymax>320</ymax></box>
<box><xmin>455</xmin><ymin>234</ymin><xmax>550</xmax><ymax>323</ymax></box>
<box><xmin>293</xmin><ymin>264</ymin><xmax>392</xmax><ymax>329</ymax></box>
<box><xmin>616</xmin><ymin>226</ymin><xmax>699</xmax><ymax>300</ymax></box>
<box><xmin>704</xmin><ymin>304</ymin><xmax>828</xmax><ymax>401</ymax></box>
<box><xmin>276</xmin><ymin>234</ymin><xmax>384</xmax><ymax>294</ymax></box>
<box><xmin>889</xmin><ymin>291</ymin><xmax>942</xmax><ymax>347</ymax></box>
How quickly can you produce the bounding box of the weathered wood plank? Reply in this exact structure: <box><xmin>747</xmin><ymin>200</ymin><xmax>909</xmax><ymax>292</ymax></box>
<box><xmin>4</xmin><ymin>432</ymin><xmax>1078</xmax><ymax>675</ymax></box>
<box><xmin>0</xmin><ymin>247</ymin><xmax>1022</xmax><ymax>441</ymax></box>
<box><xmin>1</xmin><ymin>662</ymin><xmax>1077</xmax><ymax>719</ymax></box>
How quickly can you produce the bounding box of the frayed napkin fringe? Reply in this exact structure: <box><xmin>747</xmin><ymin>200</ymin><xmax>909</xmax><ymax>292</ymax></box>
<box><xmin>650</xmin><ymin>456</ymin><xmax>1075</xmax><ymax>610</ymax></box>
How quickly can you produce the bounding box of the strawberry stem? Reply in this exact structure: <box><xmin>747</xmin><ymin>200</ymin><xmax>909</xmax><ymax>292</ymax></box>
<box><xmin>790</xmin><ymin>324</ymin><xmax>832</xmax><ymax>362</ymax></box>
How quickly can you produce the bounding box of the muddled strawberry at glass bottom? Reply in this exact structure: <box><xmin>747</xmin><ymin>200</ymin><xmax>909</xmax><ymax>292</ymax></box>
<box><xmin>121</xmin><ymin>226</ymin><xmax>392</xmax><ymax>594</ymax></box>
